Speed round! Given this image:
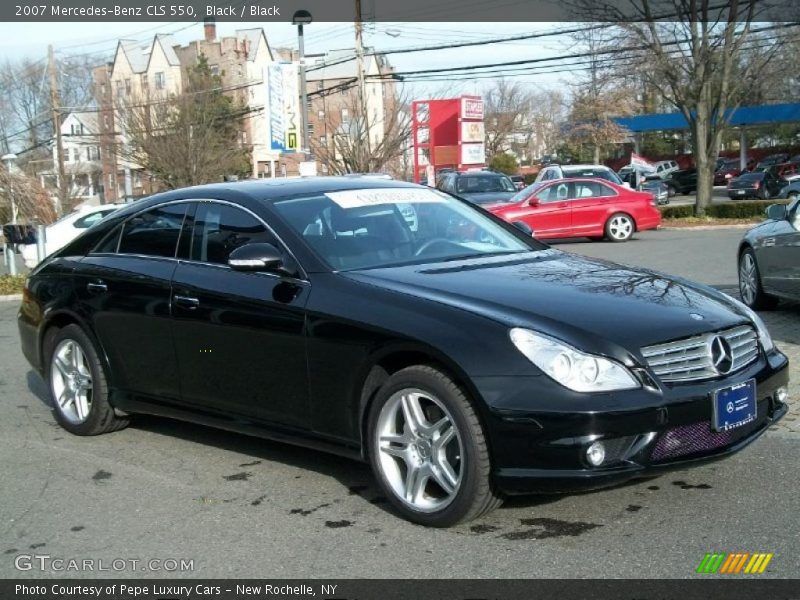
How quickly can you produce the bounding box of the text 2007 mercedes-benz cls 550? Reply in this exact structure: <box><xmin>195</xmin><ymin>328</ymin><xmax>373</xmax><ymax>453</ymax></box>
<box><xmin>18</xmin><ymin>178</ymin><xmax>789</xmax><ymax>526</ymax></box>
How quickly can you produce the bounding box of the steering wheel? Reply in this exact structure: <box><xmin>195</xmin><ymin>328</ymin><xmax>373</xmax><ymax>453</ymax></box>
<box><xmin>414</xmin><ymin>238</ymin><xmax>463</xmax><ymax>257</ymax></box>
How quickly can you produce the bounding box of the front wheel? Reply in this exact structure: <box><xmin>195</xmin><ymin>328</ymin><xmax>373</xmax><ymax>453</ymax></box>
<box><xmin>367</xmin><ymin>365</ymin><xmax>501</xmax><ymax>527</ymax></box>
<box><xmin>605</xmin><ymin>213</ymin><xmax>635</xmax><ymax>242</ymax></box>
<box><xmin>47</xmin><ymin>324</ymin><xmax>129</xmax><ymax>435</ymax></box>
<box><xmin>738</xmin><ymin>248</ymin><xmax>778</xmax><ymax>310</ymax></box>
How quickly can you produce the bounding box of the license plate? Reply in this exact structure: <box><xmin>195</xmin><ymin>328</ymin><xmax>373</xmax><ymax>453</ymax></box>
<box><xmin>736</xmin><ymin>190</ymin><xmax>746</xmax><ymax>195</ymax></box>
<box><xmin>712</xmin><ymin>379</ymin><xmax>756</xmax><ymax>431</ymax></box>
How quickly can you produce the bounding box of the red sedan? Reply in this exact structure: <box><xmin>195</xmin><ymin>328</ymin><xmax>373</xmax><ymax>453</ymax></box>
<box><xmin>487</xmin><ymin>178</ymin><xmax>661</xmax><ymax>242</ymax></box>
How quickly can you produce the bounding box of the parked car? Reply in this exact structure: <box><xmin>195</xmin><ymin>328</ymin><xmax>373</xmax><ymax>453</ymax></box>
<box><xmin>651</xmin><ymin>160</ymin><xmax>680</xmax><ymax>179</ymax></box>
<box><xmin>727</xmin><ymin>171</ymin><xmax>783</xmax><ymax>200</ymax></box>
<box><xmin>488</xmin><ymin>177</ymin><xmax>661</xmax><ymax>242</ymax></box>
<box><xmin>536</xmin><ymin>164</ymin><xmax>625</xmax><ymax>186</ymax></box>
<box><xmin>762</xmin><ymin>161</ymin><xmax>800</xmax><ymax>183</ymax></box>
<box><xmin>714</xmin><ymin>159</ymin><xmax>742</xmax><ymax>186</ymax></box>
<box><xmin>436</xmin><ymin>171</ymin><xmax>517</xmax><ymax>205</ymax></box>
<box><xmin>618</xmin><ymin>165</ymin><xmax>657</xmax><ymax>185</ymax></box>
<box><xmin>640</xmin><ymin>178</ymin><xmax>670</xmax><ymax>205</ymax></box>
<box><xmin>778</xmin><ymin>180</ymin><xmax>800</xmax><ymax>200</ymax></box>
<box><xmin>755</xmin><ymin>153</ymin><xmax>789</xmax><ymax>170</ymax></box>
<box><xmin>18</xmin><ymin>177</ymin><xmax>788</xmax><ymax>526</ymax></box>
<box><xmin>19</xmin><ymin>204</ymin><xmax>123</xmax><ymax>269</ymax></box>
<box><xmin>665</xmin><ymin>168</ymin><xmax>698</xmax><ymax>195</ymax></box>
<box><xmin>738</xmin><ymin>198</ymin><xmax>800</xmax><ymax>309</ymax></box>
<box><xmin>509</xmin><ymin>175</ymin><xmax>526</xmax><ymax>191</ymax></box>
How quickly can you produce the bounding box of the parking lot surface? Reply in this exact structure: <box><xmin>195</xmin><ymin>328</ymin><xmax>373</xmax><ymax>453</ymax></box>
<box><xmin>1</xmin><ymin>227</ymin><xmax>797</xmax><ymax>579</ymax></box>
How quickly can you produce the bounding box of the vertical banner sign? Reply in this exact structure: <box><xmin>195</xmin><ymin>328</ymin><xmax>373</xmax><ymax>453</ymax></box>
<box><xmin>281</xmin><ymin>62</ymin><xmax>299</xmax><ymax>152</ymax></box>
<box><xmin>460</xmin><ymin>96</ymin><xmax>484</xmax><ymax>120</ymax></box>
<box><xmin>265</xmin><ymin>64</ymin><xmax>285</xmax><ymax>152</ymax></box>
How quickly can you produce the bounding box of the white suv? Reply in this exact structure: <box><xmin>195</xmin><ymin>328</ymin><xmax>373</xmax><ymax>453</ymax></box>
<box><xmin>651</xmin><ymin>160</ymin><xmax>680</xmax><ymax>179</ymax></box>
<box><xmin>535</xmin><ymin>164</ymin><xmax>625</xmax><ymax>185</ymax></box>
<box><xmin>20</xmin><ymin>203</ymin><xmax>124</xmax><ymax>269</ymax></box>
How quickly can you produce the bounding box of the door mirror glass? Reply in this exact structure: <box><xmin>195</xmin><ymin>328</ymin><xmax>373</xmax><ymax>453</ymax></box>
<box><xmin>765</xmin><ymin>204</ymin><xmax>787</xmax><ymax>221</ymax></box>
<box><xmin>511</xmin><ymin>221</ymin><xmax>534</xmax><ymax>236</ymax></box>
<box><xmin>228</xmin><ymin>242</ymin><xmax>284</xmax><ymax>272</ymax></box>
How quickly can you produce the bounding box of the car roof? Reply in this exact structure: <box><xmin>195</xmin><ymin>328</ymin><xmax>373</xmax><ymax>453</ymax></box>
<box><xmin>559</xmin><ymin>164</ymin><xmax>613</xmax><ymax>170</ymax></box>
<box><xmin>140</xmin><ymin>176</ymin><xmax>422</xmax><ymax>204</ymax></box>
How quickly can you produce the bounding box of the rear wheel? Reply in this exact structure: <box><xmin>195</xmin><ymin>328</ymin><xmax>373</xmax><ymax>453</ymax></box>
<box><xmin>604</xmin><ymin>213</ymin><xmax>635</xmax><ymax>242</ymax></box>
<box><xmin>738</xmin><ymin>248</ymin><xmax>778</xmax><ymax>310</ymax></box>
<box><xmin>367</xmin><ymin>365</ymin><xmax>501</xmax><ymax>527</ymax></box>
<box><xmin>47</xmin><ymin>324</ymin><xmax>129</xmax><ymax>435</ymax></box>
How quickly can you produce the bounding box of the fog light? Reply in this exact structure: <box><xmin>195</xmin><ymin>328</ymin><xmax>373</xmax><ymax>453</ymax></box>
<box><xmin>586</xmin><ymin>441</ymin><xmax>606</xmax><ymax>467</ymax></box>
<box><xmin>776</xmin><ymin>386</ymin><xmax>788</xmax><ymax>404</ymax></box>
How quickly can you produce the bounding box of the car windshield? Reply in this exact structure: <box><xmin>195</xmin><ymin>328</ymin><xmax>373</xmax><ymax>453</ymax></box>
<box><xmin>455</xmin><ymin>175</ymin><xmax>516</xmax><ymax>194</ymax></box>
<box><xmin>562</xmin><ymin>168</ymin><xmax>623</xmax><ymax>185</ymax></box>
<box><xmin>271</xmin><ymin>187</ymin><xmax>539</xmax><ymax>270</ymax></box>
<box><xmin>509</xmin><ymin>181</ymin><xmax>546</xmax><ymax>203</ymax></box>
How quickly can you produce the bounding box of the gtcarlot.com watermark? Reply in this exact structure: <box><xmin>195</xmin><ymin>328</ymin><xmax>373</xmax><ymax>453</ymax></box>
<box><xmin>14</xmin><ymin>553</ymin><xmax>194</xmax><ymax>573</ymax></box>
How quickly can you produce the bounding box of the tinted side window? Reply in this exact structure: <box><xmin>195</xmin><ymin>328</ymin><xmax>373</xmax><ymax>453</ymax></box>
<box><xmin>191</xmin><ymin>203</ymin><xmax>276</xmax><ymax>265</ymax></box>
<box><xmin>118</xmin><ymin>204</ymin><xmax>188</xmax><ymax>258</ymax></box>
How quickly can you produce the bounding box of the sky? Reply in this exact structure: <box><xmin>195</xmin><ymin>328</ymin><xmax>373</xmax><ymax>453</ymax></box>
<box><xmin>0</xmin><ymin>21</ymin><xmax>576</xmax><ymax>99</ymax></box>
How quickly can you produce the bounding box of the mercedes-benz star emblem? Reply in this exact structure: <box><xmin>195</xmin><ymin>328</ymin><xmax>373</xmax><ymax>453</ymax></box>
<box><xmin>710</xmin><ymin>335</ymin><xmax>734</xmax><ymax>375</ymax></box>
<box><xmin>726</xmin><ymin>401</ymin><xmax>735</xmax><ymax>414</ymax></box>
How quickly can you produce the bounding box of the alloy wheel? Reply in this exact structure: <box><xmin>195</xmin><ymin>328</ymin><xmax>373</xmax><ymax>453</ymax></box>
<box><xmin>739</xmin><ymin>252</ymin><xmax>758</xmax><ymax>306</ymax></box>
<box><xmin>608</xmin><ymin>215</ymin><xmax>633</xmax><ymax>241</ymax></box>
<box><xmin>375</xmin><ymin>388</ymin><xmax>463</xmax><ymax>513</ymax></box>
<box><xmin>50</xmin><ymin>339</ymin><xmax>93</xmax><ymax>425</ymax></box>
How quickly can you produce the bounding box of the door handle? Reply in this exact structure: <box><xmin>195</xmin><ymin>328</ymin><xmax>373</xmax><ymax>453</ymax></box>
<box><xmin>173</xmin><ymin>294</ymin><xmax>200</xmax><ymax>309</ymax></box>
<box><xmin>86</xmin><ymin>282</ymin><xmax>107</xmax><ymax>294</ymax></box>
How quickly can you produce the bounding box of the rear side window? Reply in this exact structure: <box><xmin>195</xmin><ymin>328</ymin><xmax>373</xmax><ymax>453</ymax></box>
<box><xmin>117</xmin><ymin>204</ymin><xmax>189</xmax><ymax>258</ymax></box>
<box><xmin>190</xmin><ymin>203</ymin><xmax>276</xmax><ymax>265</ymax></box>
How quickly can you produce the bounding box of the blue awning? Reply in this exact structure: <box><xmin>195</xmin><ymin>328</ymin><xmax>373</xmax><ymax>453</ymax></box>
<box><xmin>611</xmin><ymin>103</ymin><xmax>800</xmax><ymax>132</ymax></box>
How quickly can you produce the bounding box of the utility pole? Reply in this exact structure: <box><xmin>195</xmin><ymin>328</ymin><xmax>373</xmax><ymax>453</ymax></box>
<box><xmin>354</xmin><ymin>0</ymin><xmax>366</xmax><ymax>139</ymax></box>
<box><xmin>48</xmin><ymin>45</ymin><xmax>65</xmax><ymax>216</ymax></box>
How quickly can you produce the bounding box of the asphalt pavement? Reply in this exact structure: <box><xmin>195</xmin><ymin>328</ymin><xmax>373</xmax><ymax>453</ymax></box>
<box><xmin>0</xmin><ymin>227</ymin><xmax>798</xmax><ymax>579</ymax></box>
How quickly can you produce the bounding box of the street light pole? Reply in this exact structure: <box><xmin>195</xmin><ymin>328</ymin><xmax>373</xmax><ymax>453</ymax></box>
<box><xmin>293</xmin><ymin>10</ymin><xmax>312</xmax><ymax>156</ymax></box>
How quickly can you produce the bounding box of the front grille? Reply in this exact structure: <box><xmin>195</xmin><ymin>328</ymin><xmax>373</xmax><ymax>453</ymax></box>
<box><xmin>650</xmin><ymin>416</ymin><xmax>762</xmax><ymax>462</ymax></box>
<box><xmin>641</xmin><ymin>325</ymin><xmax>759</xmax><ymax>383</ymax></box>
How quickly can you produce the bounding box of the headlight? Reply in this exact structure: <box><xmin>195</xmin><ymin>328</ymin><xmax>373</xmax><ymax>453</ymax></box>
<box><xmin>728</xmin><ymin>298</ymin><xmax>775</xmax><ymax>353</ymax></box>
<box><xmin>509</xmin><ymin>328</ymin><xmax>640</xmax><ymax>392</ymax></box>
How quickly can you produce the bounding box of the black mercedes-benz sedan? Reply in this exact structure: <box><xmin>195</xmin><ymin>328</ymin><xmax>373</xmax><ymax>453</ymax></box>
<box><xmin>738</xmin><ymin>199</ymin><xmax>800</xmax><ymax>309</ymax></box>
<box><xmin>18</xmin><ymin>178</ymin><xmax>789</xmax><ymax>527</ymax></box>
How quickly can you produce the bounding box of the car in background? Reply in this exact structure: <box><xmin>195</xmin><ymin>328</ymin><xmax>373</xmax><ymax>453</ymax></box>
<box><xmin>20</xmin><ymin>204</ymin><xmax>123</xmax><ymax>269</ymax></box>
<box><xmin>714</xmin><ymin>159</ymin><xmax>742</xmax><ymax>185</ymax></box>
<box><xmin>536</xmin><ymin>164</ymin><xmax>625</xmax><ymax>186</ymax></box>
<box><xmin>665</xmin><ymin>168</ymin><xmax>698</xmax><ymax>196</ymax></box>
<box><xmin>738</xmin><ymin>197</ymin><xmax>800</xmax><ymax>309</ymax></box>
<box><xmin>651</xmin><ymin>160</ymin><xmax>680</xmax><ymax>179</ymax></box>
<box><xmin>618</xmin><ymin>164</ymin><xmax>657</xmax><ymax>185</ymax></box>
<box><xmin>727</xmin><ymin>171</ymin><xmax>783</xmax><ymax>200</ymax></box>
<box><xmin>778</xmin><ymin>180</ymin><xmax>800</xmax><ymax>201</ymax></box>
<box><xmin>488</xmin><ymin>177</ymin><xmax>661</xmax><ymax>242</ymax></box>
<box><xmin>761</xmin><ymin>161</ymin><xmax>800</xmax><ymax>183</ymax></box>
<box><xmin>755</xmin><ymin>153</ymin><xmax>789</xmax><ymax>170</ymax></box>
<box><xmin>436</xmin><ymin>171</ymin><xmax>517</xmax><ymax>205</ymax></box>
<box><xmin>640</xmin><ymin>178</ymin><xmax>670</xmax><ymax>205</ymax></box>
<box><xmin>509</xmin><ymin>175</ymin><xmax>526</xmax><ymax>190</ymax></box>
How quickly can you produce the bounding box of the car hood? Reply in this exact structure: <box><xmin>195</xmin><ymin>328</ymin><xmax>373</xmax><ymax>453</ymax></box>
<box><xmin>458</xmin><ymin>191</ymin><xmax>517</xmax><ymax>205</ymax></box>
<box><xmin>343</xmin><ymin>250</ymin><xmax>749</xmax><ymax>355</ymax></box>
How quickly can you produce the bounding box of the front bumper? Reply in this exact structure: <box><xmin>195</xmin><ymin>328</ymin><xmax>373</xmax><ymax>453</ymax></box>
<box><xmin>476</xmin><ymin>350</ymin><xmax>789</xmax><ymax>495</ymax></box>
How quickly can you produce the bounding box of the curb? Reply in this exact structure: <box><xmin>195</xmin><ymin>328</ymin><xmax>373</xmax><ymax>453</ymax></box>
<box><xmin>659</xmin><ymin>223</ymin><xmax>754</xmax><ymax>231</ymax></box>
<box><xmin>0</xmin><ymin>294</ymin><xmax>22</xmax><ymax>302</ymax></box>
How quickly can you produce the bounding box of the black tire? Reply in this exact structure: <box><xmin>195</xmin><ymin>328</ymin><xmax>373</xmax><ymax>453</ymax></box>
<box><xmin>604</xmin><ymin>213</ymin><xmax>635</xmax><ymax>242</ymax></box>
<box><xmin>759</xmin><ymin>187</ymin><xmax>768</xmax><ymax>200</ymax></box>
<box><xmin>666</xmin><ymin>184</ymin><xmax>677</xmax><ymax>198</ymax></box>
<box><xmin>46</xmin><ymin>324</ymin><xmax>129</xmax><ymax>436</ymax></box>
<box><xmin>738</xmin><ymin>248</ymin><xmax>779</xmax><ymax>311</ymax></box>
<box><xmin>367</xmin><ymin>365</ymin><xmax>501</xmax><ymax>527</ymax></box>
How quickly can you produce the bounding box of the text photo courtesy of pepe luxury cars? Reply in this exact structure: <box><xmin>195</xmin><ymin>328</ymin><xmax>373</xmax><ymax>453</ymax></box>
<box><xmin>1</xmin><ymin>3</ymin><xmax>800</xmax><ymax>586</ymax></box>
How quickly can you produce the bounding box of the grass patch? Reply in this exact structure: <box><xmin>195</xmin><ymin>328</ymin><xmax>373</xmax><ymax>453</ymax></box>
<box><xmin>0</xmin><ymin>274</ymin><xmax>26</xmax><ymax>295</ymax></box>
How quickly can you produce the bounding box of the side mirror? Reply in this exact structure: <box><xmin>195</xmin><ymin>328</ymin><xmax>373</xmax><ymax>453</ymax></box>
<box><xmin>228</xmin><ymin>242</ymin><xmax>284</xmax><ymax>272</ymax></box>
<box><xmin>765</xmin><ymin>204</ymin><xmax>787</xmax><ymax>221</ymax></box>
<box><xmin>512</xmin><ymin>221</ymin><xmax>534</xmax><ymax>236</ymax></box>
<box><xmin>525</xmin><ymin>196</ymin><xmax>539</xmax><ymax>207</ymax></box>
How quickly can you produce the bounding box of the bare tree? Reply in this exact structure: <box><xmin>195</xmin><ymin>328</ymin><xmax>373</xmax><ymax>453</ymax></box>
<box><xmin>309</xmin><ymin>85</ymin><xmax>412</xmax><ymax>176</ymax></box>
<box><xmin>483</xmin><ymin>79</ymin><xmax>533</xmax><ymax>160</ymax></box>
<box><xmin>0</xmin><ymin>164</ymin><xmax>57</xmax><ymax>225</ymax></box>
<box><xmin>568</xmin><ymin>0</ymin><xmax>785</xmax><ymax>215</ymax></box>
<box><xmin>116</xmin><ymin>57</ymin><xmax>250</xmax><ymax>189</ymax></box>
<box><xmin>525</xmin><ymin>90</ymin><xmax>567</xmax><ymax>160</ymax></box>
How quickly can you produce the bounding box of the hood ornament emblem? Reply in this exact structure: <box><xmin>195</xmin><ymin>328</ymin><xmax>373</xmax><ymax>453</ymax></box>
<box><xmin>689</xmin><ymin>313</ymin><xmax>704</xmax><ymax>321</ymax></box>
